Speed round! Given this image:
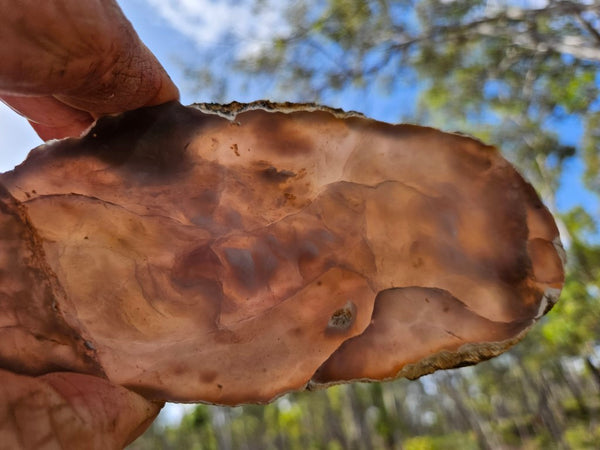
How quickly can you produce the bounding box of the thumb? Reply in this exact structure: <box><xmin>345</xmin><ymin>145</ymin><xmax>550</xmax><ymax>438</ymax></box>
<box><xmin>0</xmin><ymin>369</ymin><xmax>162</xmax><ymax>450</ymax></box>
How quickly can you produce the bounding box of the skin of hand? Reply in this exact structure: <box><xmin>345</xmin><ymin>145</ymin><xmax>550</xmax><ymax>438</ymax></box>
<box><xmin>0</xmin><ymin>0</ymin><xmax>179</xmax><ymax>140</ymax></box>
<box><xmin>0</xmin><ymin>370</ymin><xmax>162</xmax><ymax>449</ymax></box>
<box><xmin>0</xmin><ymin>1</ymin><xmax>176</xmax><ymax>446</ymax></box>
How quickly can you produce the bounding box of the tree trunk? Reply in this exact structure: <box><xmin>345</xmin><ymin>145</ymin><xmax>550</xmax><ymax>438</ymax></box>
<box><xmin>440</xmin><ymin>373</ymin><xmax>497</xmax><ymax>450</ymax></box>
<box><xmin>519</xmin><ymin>364</ymin><xmax>569</xmax><ymax>449</ymax></box>
<box><xmin>558</xmin><ymin>361</ymin><xmax>589</xmax><ymax>419</ymax></box>
<box><xmin>585</xmin><ymin>357</ymin><xmax>600</xmax><ymax>391</ymax></box>
<box><xmin>347</xmin><ymin>385</ymin><xmax>374</xmax><ymax>450</ymax></box>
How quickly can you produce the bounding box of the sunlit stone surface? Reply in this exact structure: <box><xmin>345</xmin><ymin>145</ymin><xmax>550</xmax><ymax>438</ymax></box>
<box><xmin>0</xmin><ymin>101</ymin><xmax>564</xmax><ymax>406</ymax></box>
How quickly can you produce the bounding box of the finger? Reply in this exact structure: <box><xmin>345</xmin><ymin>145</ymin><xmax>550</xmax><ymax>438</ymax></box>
<box><xmin>0</xmin><ymin>0</ymin><xmax>179</xmax><ymax>118</ymax></box>
<box><xmin>0</xmin><ymin>369</ymin><xmax>162</xmax><ymax>450</ymax></box>
<box><xmin>55</xmin><ymin>41</ymin><xmax>180</xmax><ymax>116</ymax></box>
<box><xmin>1</xmin><ymin>95</ymin><xmax>94</xmax><ymax>140</ymax></box>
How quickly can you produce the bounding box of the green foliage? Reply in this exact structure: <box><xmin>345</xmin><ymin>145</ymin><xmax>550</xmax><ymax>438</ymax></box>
<box><xmin>404</xmin><ymin>432</ymin><xmax>478</xmax><ymax>450</ymax></box>
<box><xmin>583</xmin><ymin>111</ymin><xmax>600</xmax><ymax>194</ymax></box>
<box><xmin>564</xmin><ymin>423</ymin><xmax>600</xmax><ymax>449</ymax></box>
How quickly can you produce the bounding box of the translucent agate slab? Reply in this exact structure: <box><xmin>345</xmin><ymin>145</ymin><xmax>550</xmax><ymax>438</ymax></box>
<box><xmin>0</xmin><ymin>101</ymin><xmax>565</xmax><ymax>405</ymax></box>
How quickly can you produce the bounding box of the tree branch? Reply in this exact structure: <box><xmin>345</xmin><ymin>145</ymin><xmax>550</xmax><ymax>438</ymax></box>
<box><xmin>475</xmin><ymin>25</ymin><xmax>600</xmax><ymax>62</ymax></box>
<box><xmin>385</xmin><ymin>1</ymin><xmax>600</xmax><ymax>62</ymax></box>
<box><xmin>576</xmin><ymin>10</ymin><xmax>600</xmax><ymax>44</ymax></box>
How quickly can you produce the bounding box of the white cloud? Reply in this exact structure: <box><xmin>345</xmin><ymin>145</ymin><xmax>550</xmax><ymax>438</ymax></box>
<box><xmin>145</xmin><ymin>0</ymin><xmax>290</xmax><ymax>58</ymax></box>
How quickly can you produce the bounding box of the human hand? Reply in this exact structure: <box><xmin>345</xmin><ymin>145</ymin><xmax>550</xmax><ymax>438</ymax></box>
<box><xmin>0</xmin><ymin>0</ymin><xmax>179</xmax><ymax>140</ymax></box>
<box><xmin>0</xmin><ymin>369</ymin><xmax>162</xmax><ymax>449</ymax></box>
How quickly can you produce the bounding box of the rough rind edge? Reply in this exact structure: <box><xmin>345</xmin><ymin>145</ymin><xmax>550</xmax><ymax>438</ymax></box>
<box><xmin>188</xmin><ymin>101</ymin><xmax>502</xmax><ymax>151</ymax></box>
<box><xmin>306</xmin><ymin>320</ymin><xmax>535</xmax><ymax>392</ymax></box>
<box><xmin>189</xmin><ymin>100</ymin><xmax>366</xmax><ymax>120</ymax></box>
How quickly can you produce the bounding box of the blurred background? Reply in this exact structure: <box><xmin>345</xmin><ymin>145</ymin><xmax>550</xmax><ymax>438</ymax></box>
<box><xmin>2</xmin><ymin>0</ymin><xmax>599</xmax><ymax>448</ymax></box>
